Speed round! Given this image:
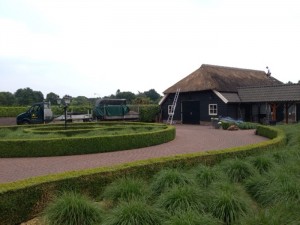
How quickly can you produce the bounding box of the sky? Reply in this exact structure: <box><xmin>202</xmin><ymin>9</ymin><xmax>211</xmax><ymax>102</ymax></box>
<box><xmin>0</xmin><ymin>0</ymin><xmax>299</xmax><ymax>98</ymax></box>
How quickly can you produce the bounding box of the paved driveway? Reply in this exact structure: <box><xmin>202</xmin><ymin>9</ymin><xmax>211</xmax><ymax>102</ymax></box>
<box><xmin>0</xmin><ymin>125</ymin><xmax>267</xmax><ymax>183</ymax></box>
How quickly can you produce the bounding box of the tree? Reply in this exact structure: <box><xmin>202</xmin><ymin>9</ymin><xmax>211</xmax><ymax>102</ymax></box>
<box><xmin>14</xmin><ymin>88</ymin><xmax>44</xmax><ymax>105</ymax></box>
<box><xmin>132</xmin><ymin>96</ymin><xmax>152</xmax><ymax>105</ymax></box>
<box><xmin>0</xmin><ymin>92</ymin><xmax>16</xmax><ymax>106</ymax></box>
<box><xmin>115</xmin><ymin>90</ymin><xmax>136</xmax><ymax>103</ymax></box>
<box><xmin>46</xmin><ymin>92</ymin><xmax>60</xmax><ymax>105</ymax></box>
<box><xmin>144</xmin><ymin>89</ymin><xmax>161</xmax><ymax>102</ymax></box>
<box><xmin>71</xmin><ymin>96</ymin><xmax>90</xmax><ymax>106</ymax></box>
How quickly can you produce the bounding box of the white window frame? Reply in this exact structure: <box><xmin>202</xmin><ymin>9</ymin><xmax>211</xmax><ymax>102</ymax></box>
<box><xmin>168</xmin><ymin>105</ymin><xmax>174</xmax><ymax>115</ymax></box>
<box><xmin>209</xmin><ymin>104</ymin><xmax>218</xmax><ymax>116</ymax></box>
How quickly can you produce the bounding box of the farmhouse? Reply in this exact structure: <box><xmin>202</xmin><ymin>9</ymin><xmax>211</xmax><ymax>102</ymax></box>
<box><xmin>160</xmin><ymin>64</ymin><xmax>300</xmax><ymax>124</ymax></box>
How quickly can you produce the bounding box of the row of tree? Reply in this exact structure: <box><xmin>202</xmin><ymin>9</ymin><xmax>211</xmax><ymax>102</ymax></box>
<box><xmin>0</xmin><ymin>88</ymin><xmax>162</xmax><ymax>106</ymax></box>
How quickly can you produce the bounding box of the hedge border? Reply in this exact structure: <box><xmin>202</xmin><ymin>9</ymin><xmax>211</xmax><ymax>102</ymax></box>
<box><xmin>0</xmin><ymin>122</ymin><xmax>175</xmax><ymax>157</ymax></box>
<box><xmin>0</xmin><ymin>125</ymin><xmax>286</xmax><ymax>225</ymax></box>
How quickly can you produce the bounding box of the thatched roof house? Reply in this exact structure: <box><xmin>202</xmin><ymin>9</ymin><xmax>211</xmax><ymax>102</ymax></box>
<box><xmin>160</xmin><ymin>64</ymin><xmax>300</xmax><ymax>124</ymax></box>
<box><xmin>164</xmin><ymin>64</ymin><xmax>281</xmax><ymax>94</ymax></box>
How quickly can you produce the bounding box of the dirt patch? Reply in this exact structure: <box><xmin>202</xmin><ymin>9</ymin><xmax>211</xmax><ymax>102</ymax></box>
<box><xmin>0</xmin><ymin>117</ymin><xmax>16</xmax><ymax>126</ymax></box>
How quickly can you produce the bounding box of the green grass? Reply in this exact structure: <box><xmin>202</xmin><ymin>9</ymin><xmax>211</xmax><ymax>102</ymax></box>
<box><xmin>208</xmin><ymin>182</ymin><xmax>251</xmax><ymax>225</ymax></box>
<box><xmin>164</xmin><ymin>210</ymin><xmax>222</xmax><ymax>225</ymax></box>
<box><xmin>156</xmin><ymin>185</ymin><xmax>205</xmax><ymax>214</ymax></box>
<box><xmin>42</xmin><ymin>192</ymin><xmax>103</xmax><ymax>225</ymax></box>
<box><xmin>190</xmin><ymin>164</ymin><xmax>225</xmax><ymax>188</ymax></box>
<box><xmin>150</xmin><ymin>169</ymin><xmax>195</xmax><ymax>195</ymax></box>
<box><xmin>219</xmin><ymin>158</ymin><xmax>256</xmax><ymax>182</ymax></box>
<box><xmin>101</xmin><ymin>177</ymin><xmax>150</xmax><ymax>204</ymax></box>
<box><xmin>102</xmin><ymin>200</ymin><xmax>165</xmax><ymax>225</ymax></box>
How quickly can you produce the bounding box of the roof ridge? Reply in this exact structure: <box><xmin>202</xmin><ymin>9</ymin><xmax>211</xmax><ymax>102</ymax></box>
<box><xmin>201</xmin><ymin>64</ymin><xmax>265</xmax><ymax>73</ymax></box>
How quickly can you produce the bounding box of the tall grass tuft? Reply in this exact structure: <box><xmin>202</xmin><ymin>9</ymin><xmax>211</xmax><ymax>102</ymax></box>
<box><xmin>42</xmin><ymin>192</ymin><xmax>103</xmax><ymax>225</ymax></box>
<box><xmin>238</xmin><ymin>202</ymin><xmax>300</xmax><ymax>225</ymax></box>
<box><xmin>208</xmin><ymin>182</ymin><xmax>250</xmax><ymax>225</ymax></box>
<box><xmin>156</xmin><ymin>185</ymin><xmax>205</xmax><ymax>214</ymax></box>
<box><xmin>219</xmin><ymin>158</ymin><xmax>256</xmax><ymax>182</ymax></box>
<box><xmin>151</xmin><ymin>168</ymin><xmax>194</xmax><ymax>195</ymax></box>
<box><xmin>249</xmin><ymin>155</ymin><xmax>274</xmax><ymax>174</ymax></box>
<box><xmin>164</xmin><ymin>210</ymin><xmax>222</xmax><ymax>225</ymax></box>
<box><xmin>245</xmin><ymin>167</ymin><xmax>300</xmax><ymax>206</ymax></box>
<box><xmin>102</xmin><ymin>200</ymin><xmax>165</xmax><ymax>225</ymax></box>
<box><xmin>102</xmin><ymin>177</ymin><xmax>149</xmax><ymax>203</ymax></box>
<box><xmin>190</xmin><ymin>164</ymin><xmax>224</xmax><ymax>188</ymax></box>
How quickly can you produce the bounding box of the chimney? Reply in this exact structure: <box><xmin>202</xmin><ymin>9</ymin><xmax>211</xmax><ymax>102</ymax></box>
<box><xmin>266</xmin><ymin>66</ymin><xmax>271</xmax><ymax>77</ymax></box>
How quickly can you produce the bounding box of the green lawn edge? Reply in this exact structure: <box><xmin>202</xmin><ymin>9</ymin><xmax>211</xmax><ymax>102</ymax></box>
<box><xmin>0</xmin><ymin>125</ymin><xmax>285</xmax><ymax>225</ymax></box>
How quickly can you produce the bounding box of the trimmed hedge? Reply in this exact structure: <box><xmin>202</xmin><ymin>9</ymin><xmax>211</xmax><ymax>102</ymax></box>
<box><xmin>0</xmin><ymin>107</ymin><xmax>27</xmax><ymax>117</ymax></box>
<box><xmin>0</xmin><ymin>122</ymin><xmax>175</xmax><ymax>157</ymax></box>
<box><xmin>0</xmin><ymin>125</ymin><xmax>286</xmax><ymax>225</ymax></box>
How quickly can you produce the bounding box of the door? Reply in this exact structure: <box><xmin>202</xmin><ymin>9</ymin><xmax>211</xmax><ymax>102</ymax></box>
<box><xmin>182</xmin><ymin>101</ymin><xmax>200</xmax><ymax>124</ymax></box>
<box><xmin>29</xmin><ymin>104</ymin><xmax>44</xmax><ymax>124</ymax></box>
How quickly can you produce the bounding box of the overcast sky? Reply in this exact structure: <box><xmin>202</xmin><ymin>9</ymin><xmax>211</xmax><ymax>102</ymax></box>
<box><xmin>0</xmin><ymin>0</ymin><xmax>299</xmax><ymax>98</ymax></box>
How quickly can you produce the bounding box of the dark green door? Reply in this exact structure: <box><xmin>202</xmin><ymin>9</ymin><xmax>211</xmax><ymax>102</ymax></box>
<box><xmin>182</xmin><ymin>101</ymin><xmax>200</xmax><ymax>124</ymax></box>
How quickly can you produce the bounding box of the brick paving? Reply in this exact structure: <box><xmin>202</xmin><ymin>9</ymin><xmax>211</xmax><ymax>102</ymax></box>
<box><xmin>0</xmin><ymin>125</ymin><xmax>267</xmax><ymax>183</ymax></box>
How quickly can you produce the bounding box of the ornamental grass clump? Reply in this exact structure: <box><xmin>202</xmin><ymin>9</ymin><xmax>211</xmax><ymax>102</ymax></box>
<box><xmin>164</xmin><ymin>210</ymin><xmax>222</xmax><ymax>225</ymax></box>
<box><xmin>249</xmin><ymin>155</ymin><xmax>274</xmax><ymax>174</ymax></box>
<box><xmin>208</xmin><ymin>182</ymin><xmax>250</xmax><ymax>225</ymax></box>
<box><xmin>156</xmin><ymin>185</ymin><xmax>205</xmax><ymax>214</ymax></box>
<box><xmin>150</xmin><ymin>168</ymin><xmax>194</xmax><ymax>195</ymax></box>
<box><xmin>102</xmin><ymin>200</ymin><xmax>165</xmax><ymax>225</ymax></box>
<box><xmin>219</xmin><ymin>158</ymin><xmax>256</xmax><ymax>182</ymax></box>
<box><xmin>190</xmin><ymin>164</ymin><xmax>224</xmax><ymax>188</ymax></box>
<box><xmin>237</xmin><ymin>201</ymin><xmax>300</xmax><ymax>225</ymax></box>
<box><xmin>101</xmin><ymin>177</ymin><xmax>149</xmax><ymax>204</ymax></box>
<box><xmin>42</xmin><ymin>192</ymin><xmax>103</xmax><ymax>225</ymax></box>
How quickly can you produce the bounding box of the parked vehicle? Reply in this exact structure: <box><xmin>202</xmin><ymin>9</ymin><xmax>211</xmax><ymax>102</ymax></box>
<box><xmin>16</xmin><ymin>102</ymin><xmax>54</xmax><ymax>125</ymax></box>
<box><xmin>16</xmin><ymin>99</ymin><xmax>139</xmax><ymax>125</ymax></box>
<box><xmin>93</xmin><ymin>99</ymin><xmax>139</xmax><ymax>121</ymax></box>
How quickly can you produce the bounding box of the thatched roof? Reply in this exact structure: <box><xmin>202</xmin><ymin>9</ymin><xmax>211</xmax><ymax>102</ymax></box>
<box><xmin>163</xmin><ymin>64</ymin><xmax>282</xmax><ymax>94</ymax></box>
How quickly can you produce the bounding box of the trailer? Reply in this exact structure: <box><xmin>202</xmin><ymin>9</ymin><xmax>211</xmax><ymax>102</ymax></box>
<box><xmin>93</xmin><ymin>99</ymin><xmax>139</xmax><ymax>121</ymax></box>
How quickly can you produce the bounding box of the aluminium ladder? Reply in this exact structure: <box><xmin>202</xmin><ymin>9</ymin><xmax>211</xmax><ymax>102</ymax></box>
<box><xmin>167</xmin><ymin>88</ymin><xmax>180</xmax><ymax>124</ymax></box>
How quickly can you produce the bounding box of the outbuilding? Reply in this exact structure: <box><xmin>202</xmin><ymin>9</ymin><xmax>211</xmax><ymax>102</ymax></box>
<box><xmin>160</xmin><ymin>64</ymin><xmax>300</xmax><ymax>124</ymax></box>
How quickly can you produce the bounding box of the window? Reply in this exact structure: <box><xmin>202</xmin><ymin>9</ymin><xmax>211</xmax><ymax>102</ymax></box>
<box><xmin>209</xmin><ymin>104</ymin><xmax>218</xmax><ymax>115</ymax></box>
<box><xmin>168</xmin><ymin>105</ymin><xmax>174</xmax><ymax>115</ymax></box>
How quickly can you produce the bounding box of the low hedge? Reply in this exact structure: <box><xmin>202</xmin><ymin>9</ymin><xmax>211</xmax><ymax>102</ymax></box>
<box><xmin>0</xmin><ymin>107</ymin><xmax>27</xmax><ymax>117</ymax></box>
<box><xmin>0</xmin><ymin>125</ymin><xmax>286</xmax><ymax>225</ymax></box>
<box><xmin>0</xmin><ymin>122</ymin><xmax>175</xmax><ymax>157</ymax></box>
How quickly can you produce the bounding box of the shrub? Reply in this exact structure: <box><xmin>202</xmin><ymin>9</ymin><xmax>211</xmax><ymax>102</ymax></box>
<box><xmin>164</xmin><ymin>210</ymin><xmax>222</xmax><ymax>225</ymax></box>
<box><xmin>139</xmin><ymin>105</ymin><xmax>160</xmax><ymax>122</ymax></box>
<box><xmin>219</xmin><ymin>158</ymin><xmax>256</xmax><ymax>182</ymax></box>
<box><xmin>221</xmin><ymin>122</ymin><xmax>233</xmax><ymax>130</ymax></box>
<box><xmin>0</xmin><ymin>106</ymin><xmax>27</xmax><ymax>117</ymax></box>
<box><xmin>42</xmin><ymin>192</ymin><xmax>103</xmax><ymax>225</ymax></box>
<box><xmin>102</xmin><ymin>177</ymin><xmax>149</xmax><ymax>203</ymax></box>
<box><xmin>151</xmin><ymin>169</ymin><xmax>194</xmax><ymax>195</ymax></box>
<box><xmin>237</xmin><ymin>122</ymin><xmax>257</xmax><ymax>130</ymax></box>
<box><xmin>156</xmin><ymin>185</ymin><xmax>205</xmax><ymax>214</ymax></box>
<box><xmin>103</xmin><ymin>200</ymin><xmax>165</xmax><ymax>225</ymax></box>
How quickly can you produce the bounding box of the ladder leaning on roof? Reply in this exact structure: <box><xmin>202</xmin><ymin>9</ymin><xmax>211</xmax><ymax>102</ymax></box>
<box><xmin>167</xmin><ymin>88</ymin><xmax>180</xmax><ymax>124</ymax></box>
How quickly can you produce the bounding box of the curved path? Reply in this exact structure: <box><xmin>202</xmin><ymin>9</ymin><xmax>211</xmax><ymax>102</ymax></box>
<box><xmin>0</xmin><ymin>125</ymin><xmax>267</xmax><ymax>183</ymax></box>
